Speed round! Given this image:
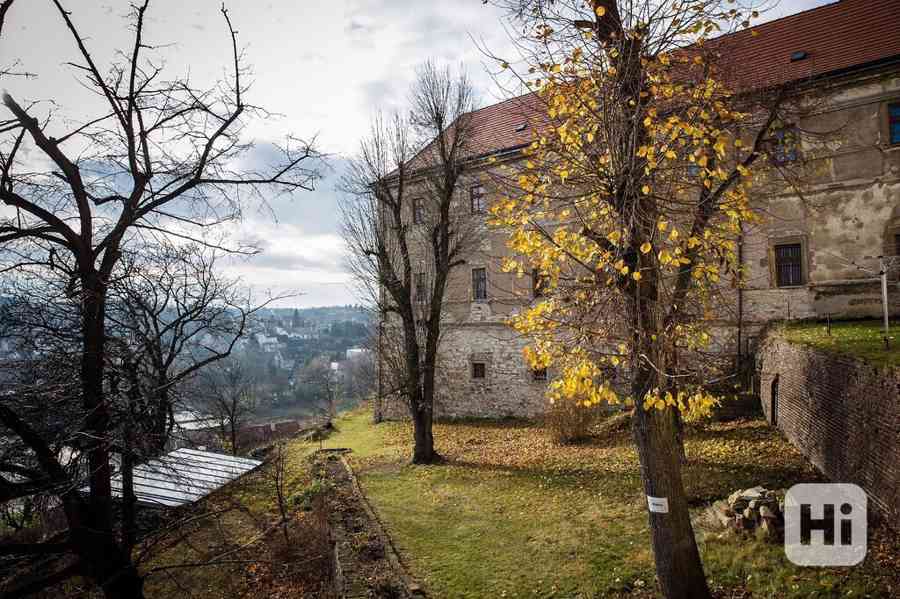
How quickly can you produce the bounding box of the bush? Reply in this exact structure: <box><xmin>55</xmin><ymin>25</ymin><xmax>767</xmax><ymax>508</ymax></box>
<box><xmin>544</xmin><ymin>399</ymin><xmax>605</xmax><ymax>445</ymax></box>
<box><xmin>266</xmin><ymin>492</ymin><xmax>333</xmax><ymax>593</ymax></box>
<box><xmin>290</xmin><ymin>479</ymin><xmax>329</xmax><ymax>511</ymax></box>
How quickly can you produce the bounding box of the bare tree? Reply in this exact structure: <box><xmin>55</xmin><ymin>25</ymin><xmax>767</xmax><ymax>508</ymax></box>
<box><xmin>269</xmin><ymin>441</ymin><xmax>291</xmax><ymax>545</ymax></box>
<box><xmin>0</xmin><ymin>1</ymin><xmax>319</xmax><ymax>596</ymax></box>
<box><xmin>300</xmin><ymin>356</ymin><xmax>342</xmax><ymax>426</ymax></box>
<box><xmin>107</xmin><ymin>241</ymin><xmax>282</xmax><ymax>453</ymax></box>
<box><xmin>341</xmin><ymin>62</ymin><xmax>481</xmax><ymax>463</ymax></box>
<box><xmin>200</xmin><ymin>357</ymin><xmax>259</xmax><ymax>456</ymax></box>
<box><xmin>342</xmin><ymin>349</ymin><xmax>376</xmax><ymax>405</ymax></box>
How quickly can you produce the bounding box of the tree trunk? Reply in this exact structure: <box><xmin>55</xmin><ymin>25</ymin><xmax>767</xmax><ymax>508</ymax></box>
<box><xmin>632</xmin><ymin>388</ymin><xmax>711</xmax><ymax>599</ymax></box>
<box><xmin>150</xmin><ymin>382</ymin><xmax>171</xmax><ymax>455</ymax></box>
<box><xmin>407</xmin><ymin>360</ymin><xmax>437</xmax><ymax>464</ymax></box>
<box><xmin>81</xmin><ymin>280</ymin><xmax>114</xmax><ymax>532</ymax></box>
<box><xmin>411</xmin><ymin>402</ymin><xmax>436</xmax><ymax>464</ymax></box>
<box><xmin>414</xmin><ymin>324</ymin><xmax>441</xmax><ymax>464</ymax></box>
<box><xmin>121</xmin><ymin>448</ymin><xmax>138</xmax><ymax>556</ymax></box>
<box><xmin>230</xmin><ymin>417</ymin><xmax>238</xmax><ymax>456</ymax></box>
<box><xmin>627</xmin><ymin>214</ymin><xmax>710</xmax><ymax>598</ymax></box>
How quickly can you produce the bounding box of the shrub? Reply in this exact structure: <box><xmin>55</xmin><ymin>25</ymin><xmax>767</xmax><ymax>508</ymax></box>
<box><xmin>544</xmin><ymin>399</ymin><xmax>605</xmax><ymax>445</ymax></box>
<box><xmin>290</xmin><ymin>479</ymin><xmax>329</xmax><ymax>511</ymax></box>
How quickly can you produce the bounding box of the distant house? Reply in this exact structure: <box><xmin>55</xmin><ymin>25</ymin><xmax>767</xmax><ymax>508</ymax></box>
<box><xmin>254</xmin><ymin>333</ymin><xmax>280</xmax><ymax>352</ymax></box>
<box><xmin>346</xmin><ymin>347</ymin><xmax>369</xmax><ymax>360</ymax></box>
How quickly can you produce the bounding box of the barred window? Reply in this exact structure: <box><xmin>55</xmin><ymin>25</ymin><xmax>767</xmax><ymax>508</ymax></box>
<box><xmin>531</xmin><ymin>368</ymin><xmax>548</xmax><ymax>382</ymax></box>
<box><xmin>774</xmin><ymin>243</ymin><xmax>803</xmax><ymax>287</ymax></box>
<box><xmin>767</xmin><ymin>125</ymin><xmax>799</xmax><ymax>165</ymax></box>
<box><xmin>414</xmin><ymin>273</ymin><xmax>426</xmax><ymax>302</ymax></box>
<box><xmin>889</xmin><ymin>102</ymin><xmax>900</xmax><ymax>146</ymax></box>
<box><xmin>470</xmin><ymin>184</ymin><xmax>487</xmax><ymax>214</ymax></box>
<box><xmin>472</xmin><ymin>267</ymin><xmax>487</xmax><ymax>301</ymax></box>
<box><xmin>412</xmin><ymin>198</ymin><xmax>425</xmax><ymax>224</ymax></box>
<box><xmin>472</xmin><ymin>362</ymin><xmax>486</xmax><ymax>379</ymax></box>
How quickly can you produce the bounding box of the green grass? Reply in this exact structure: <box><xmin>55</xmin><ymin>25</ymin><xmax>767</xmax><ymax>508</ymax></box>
<box><xmin>781</xmin><ymin>319</ymin><xmax>900</xmax><ymax>368</ymax></box>
<box><xmin>322</xmin><ymin>408</ymin><xmax>898</xmax><ymax>598</ymax></box>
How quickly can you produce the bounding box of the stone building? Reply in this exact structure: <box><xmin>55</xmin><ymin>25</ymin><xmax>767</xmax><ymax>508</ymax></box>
<box><xmin>375</xmin><ymin>0</ymin><xmax>900</xmax><ymax>421</ymax></box>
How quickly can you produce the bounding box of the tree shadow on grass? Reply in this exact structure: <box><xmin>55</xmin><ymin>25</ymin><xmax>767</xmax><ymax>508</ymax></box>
<box><xmin>439</xmin><ymin>456</ymin><xmax>643</xmax><ymax>497</ymax></box>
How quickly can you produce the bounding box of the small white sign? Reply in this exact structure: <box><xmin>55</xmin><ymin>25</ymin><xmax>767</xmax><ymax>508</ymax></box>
<box><xmin>647</xmin><ymin>495</ymin><xmax>669</xmax><ymax>513</ymax></box>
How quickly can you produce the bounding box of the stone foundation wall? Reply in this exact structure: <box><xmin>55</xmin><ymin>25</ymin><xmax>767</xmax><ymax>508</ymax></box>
<box><xmin>374</xmin><ymin>322</ymin><xmax>548</xmax><ymax>421</ymax></box>
<box><xmin>757</xmin><ymin>334</ymin><xmax>900</xmax><ymax>526</ymax></box>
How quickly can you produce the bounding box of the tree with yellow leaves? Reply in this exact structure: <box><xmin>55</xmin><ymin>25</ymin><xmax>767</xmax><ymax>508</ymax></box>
<box><xmin>488</xmin><ymin>1</ymin><xmax>798</xmax><ymax>597</ymax></box>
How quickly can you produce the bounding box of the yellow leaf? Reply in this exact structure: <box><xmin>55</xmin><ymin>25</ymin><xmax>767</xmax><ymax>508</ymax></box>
<box><xmin>632</xmin><ymin>271</ymin><xmax>642</xmax><ymax>281</ymax></box>
<box><xmin>595</xmin><ymin>6</ymin><xmax>606</xmax><ymax>17</ymax></box>
<box><xmin>640</xmin><ymin>242</ymin><xmax>652</xmax><ymax>254</ymax></box>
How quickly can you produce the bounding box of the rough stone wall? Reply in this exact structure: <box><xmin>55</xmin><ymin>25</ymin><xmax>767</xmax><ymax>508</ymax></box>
<box><xmin>432</xmin><ymin>323</ymin><xmax>547</xmax><ymax>418</ymax></box>
<box><xmin>739</xmin><ymin>70</ymin><xmax>900</xmax><ymax>326</ymax></box>
<box><xmin>374</xmin><ymin>321</ymin><xmax>548</xmax><ymax>421</ymax></box>
<box><xmin>757</xmin><ymin>334</ymin><xmax>900</xmax><ymax>526</ymax></box>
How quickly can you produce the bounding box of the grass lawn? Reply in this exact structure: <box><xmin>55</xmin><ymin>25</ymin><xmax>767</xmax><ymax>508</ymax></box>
<box><xmin>325</xmin><ymin>408</ymin><xmax>898</xmax><ymax>598</ymax></box>
<box><xmin>781</xmin><ymin>319</ymin><xmax>900</xmax><ymax>368</ymax></box>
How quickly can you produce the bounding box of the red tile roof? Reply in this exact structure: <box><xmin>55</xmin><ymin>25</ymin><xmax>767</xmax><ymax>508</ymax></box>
<box><xmin>460</xmin><ymin>0</ymin><xmax>900</xmax><ymax>160</ymax></box>
<box><xmin>709</xmin><ymin>0</ymin><xmax>900</xmax><ymax>91</ymax></box>
<box><xmin>463</xmin><ymin>93</ymin><xmax>546</xmax><ymax>158</ymax></box>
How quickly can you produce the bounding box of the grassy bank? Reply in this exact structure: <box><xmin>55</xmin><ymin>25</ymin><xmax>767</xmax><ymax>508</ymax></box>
<box><xmin>140</xmin><ymin>442</ymin><xmax>331</xmax><ymax>598</ymax></box>
<box><xmin>324</xmin><ymin>408</ymin><xmax>897</xmax><ymax>598</ymax></box>
<box><xmin>781</xmin><ymin>319</ymin><xmax>899</xmax><ymax>368</ymax></box>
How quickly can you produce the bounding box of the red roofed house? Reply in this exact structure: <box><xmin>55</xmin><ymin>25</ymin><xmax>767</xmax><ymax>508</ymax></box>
<box><xmin>374</xmin><ymin>0</ymin><xmax>900</xmax><ymax>421</ymax></box>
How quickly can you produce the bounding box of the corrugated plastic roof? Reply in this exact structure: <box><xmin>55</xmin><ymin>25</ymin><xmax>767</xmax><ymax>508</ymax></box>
<box><xmin>105</xmin><ymin>448</ymin><xmax>262</xmax><ymax>508</ymax></box>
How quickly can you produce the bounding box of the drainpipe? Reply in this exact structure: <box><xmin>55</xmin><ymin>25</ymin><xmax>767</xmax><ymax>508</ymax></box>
<box><xmin>880</xmin><ymin>256</ymin><xmax>891</xmax><ymax>349</ymax></box>
<box><xmin>737</xmin><ymin>222</ymin><xmax>745</xmax><ymax>370</ymax></box>
<box><xmin>375</xmin><ymin>313</ymin><xmax>384</xmax><ymax>423</ymax></box>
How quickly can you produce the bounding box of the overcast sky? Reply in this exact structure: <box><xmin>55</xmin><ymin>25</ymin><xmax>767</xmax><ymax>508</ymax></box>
<box><xmin>0</xmin><ymin>0</ymin><xmax>833</xmax><ymax>308</ymax></box>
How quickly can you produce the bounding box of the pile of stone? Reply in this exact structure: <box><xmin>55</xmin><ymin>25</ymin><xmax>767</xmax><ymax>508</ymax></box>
<box><xmin>707</xmin><ymin>486</ymin><xmax>784</xmax><ymax>540</ymax></box>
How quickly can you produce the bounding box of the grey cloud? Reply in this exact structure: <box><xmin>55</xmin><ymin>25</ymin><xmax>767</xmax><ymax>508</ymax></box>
<box><xmin>346</xmin><ymin>18</ymin><xmax>374</xmax><ymax>34</ymax></box>
<box><xmin>360</xmin><ymin>78</ymin><xmax>402</xmax><ymax>113</ymax></box>
<box><xmin>246</xmin><ymin>249</ymin><xmax>343</xmax><ymax>273</ymax></box>
<box><xmin>236</xmin><ymin>150</ymin><xmax>349</xmax><ymax>238</ymax></box>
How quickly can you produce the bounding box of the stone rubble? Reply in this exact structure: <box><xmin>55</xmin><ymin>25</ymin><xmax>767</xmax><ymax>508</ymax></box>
<box><xmin>706</xmin><ymin>486</ymin><xmax>784</xmax><ymax>541</ymax></box>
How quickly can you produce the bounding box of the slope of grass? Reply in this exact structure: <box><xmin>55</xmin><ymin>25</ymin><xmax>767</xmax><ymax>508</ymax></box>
<box><xmin>325</xmin><ymin>408</ymin><xmax>898</xmax><ymax>598</ymax></box>
<box><xmin>781</xmin><ymin>319</ymin><xmax>900</xmax><ymax>368</ymax></box>
<box><xmin>140</xmin><ymin>441</ymin><xmax>331</xmax><ymax>598</ymax></box>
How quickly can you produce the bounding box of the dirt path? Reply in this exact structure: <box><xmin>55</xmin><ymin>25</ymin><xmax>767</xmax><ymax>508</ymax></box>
<box><xmin>318</xmin><ymin>449</ymin><xmax>424</xmax><ymax>599</ymax></box>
